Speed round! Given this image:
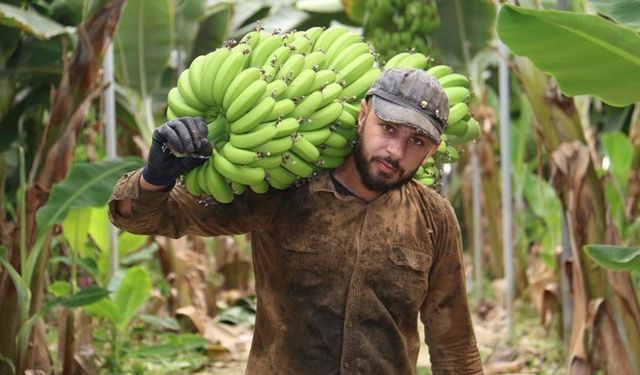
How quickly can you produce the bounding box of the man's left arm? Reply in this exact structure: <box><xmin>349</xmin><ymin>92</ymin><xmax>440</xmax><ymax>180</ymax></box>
<box><xmin>420</xmin><ymin>202</ymin><xmax>483</xmax><ymax>374</ymax></box>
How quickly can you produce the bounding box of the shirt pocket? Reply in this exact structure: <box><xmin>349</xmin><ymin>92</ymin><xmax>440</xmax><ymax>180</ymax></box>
<box><xmin>388</xmin><ymin>245</ymin><xmax>432</xmax><ymax>273</ymax></box>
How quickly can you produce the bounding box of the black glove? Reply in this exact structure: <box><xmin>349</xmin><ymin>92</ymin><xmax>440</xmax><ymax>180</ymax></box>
<box><xmin>142</xmin><ymin>117</ymin><xmax>213</xmax><ymax>186</ymax></box>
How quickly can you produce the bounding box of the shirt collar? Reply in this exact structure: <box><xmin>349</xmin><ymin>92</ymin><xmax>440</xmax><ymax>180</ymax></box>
<box><xmin>309</xmin><ymin>171</ymin><xmax>399</xmax><ymax>205</ymax></box>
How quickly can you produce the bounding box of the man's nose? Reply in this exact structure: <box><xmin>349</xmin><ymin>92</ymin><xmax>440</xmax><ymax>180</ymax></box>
<box><xmin>386</xmin><ymin>138</ymin><xmax>406</xmax><ymax>160</ymax></box>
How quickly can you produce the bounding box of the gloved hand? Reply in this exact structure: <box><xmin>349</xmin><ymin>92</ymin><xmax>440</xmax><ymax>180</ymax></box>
<box><xmin>142</xmin><ymin>117</ymin><xmax>213</xmax><ymax>186</ymax></box>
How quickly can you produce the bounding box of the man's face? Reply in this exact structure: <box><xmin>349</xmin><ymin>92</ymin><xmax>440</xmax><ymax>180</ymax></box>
<box><xmin>352</xmin><ymin>100</ymin><xmax>440</xmax><ymax>192</ymax></box>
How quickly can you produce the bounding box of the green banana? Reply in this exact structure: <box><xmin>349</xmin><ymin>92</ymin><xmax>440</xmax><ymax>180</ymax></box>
<box><xmin>332</xmin><ymin>126</ymin><xmax>358</xmax><ymax>143</ymax></box>
<box><xmin>187</xmin><ymin>55</ymin><xmax>208</xmax><ymax>105</ymax></box>
<box><xmin>329</xmin><ymin>42</ymin><xmax>370</xmax><ymax>71</ymax></box>
<box><xmin>229</xmin><ymin>96</ymin><xmax>276</xmax><ymax>133</ymax></box>
<box><xmin>311</xmin><ymin>70</ymin><xmax>338</xmax><ymax>92</ymax></box>
<box><xmin>302</xmin><ymin>102</ymin><xmax>343</xmax><ymax>131</ymax></box>
<box><xmin>231</xmin><ymin>181</ymin><xmax>247</xmax><ymax>195</ymax></box>
<box><xmin>337</xmin><ymin>109</ymin><xmax>356</xmax><ymax>128</ymax></box>
<box><xmin>239</xmin><ymin>30</ymin><xmax>263</xmax><ymax>50</ymax></box>
<box><xmin>273</xmin><ymin>117</ymin><xmax>300</xmax><ymax>137</ymax></box>
<box><xmin>305</xmin><ymin>26</ymin><xmax>324</xmax><ymax>46</ymax></box>
<box><xmin>222</xmin><ymin>67</ymin><xmax>262</xmax><ymax>110</ymax></box>
<box><xmin>282</xmin><ymin>69</ymin><xmax>317</xmax><ymax>99</ymax></box>
<box><xmin>426</xmin><ymin>65</ymin><xmax>453</xmax><ymax>79</ymax></box>
<box><xmin>251</xmin><ymin>135</ymin><xmax>294</xmax><ymax>155</ymax></box>
<box><xmin>303</xmin><ymin>51</ymin><xmax>326</xmax><ymax>71</ymax></box>
<box><xmin>222</xmin><ymin>142</ymin><xmax>262</xmax><ymax>164</ymax></box>
<box><xmin>324</xmin><ymin>131</ymin><xmax>348</xmax><ymax>149</ymax></box>
<box><xmin>300</xmin><ymin>128</ymin><xmax>332</xmax><ymax>146</ymax></box>
<box><xmin>447</xmin><ymin>102</ymin><xmax>470</xmax><ymax>126</ymax></box>
<box><xmin>167</xmin><ymin>107</ymin><xmax>178</xmax><ymax>121</ymax></box>
<box><xmin>266</xmin><ymin>45</ymin><xmax>292</xmax><ymax>69</ymax></box>
<box><xmin>395</xmin><ymin>52</ymin><xmax>428</xmax><ymax>69</ymax></box>
<box><xmin>282</xmin><ymin>152</ymin><xmax>314</xmax><ymax>178</ymax></box>
<box><xmin>291</xmin><ymin>133</ymin><xmax>321</xmax><ymax>163</ymax></box>
<box><xmin>250</xmin><ymin>34</ymin><xmax>284</xmax><ymax>67</ymax></box>
<box><xmin>444</xmin><ymin>119</ymin><xmax>468</xmax><ymax>137</ymax></box>
<box><xmin>199</xmin><ymin>48</ymin><xmax>231</xmax><ymax>105</ymax></box>
<box><xmin>213</xmin><ymin>149</ymin><xmax>266</xmax><ymax>186</ymax></box>
<box><xmin>289</xmin><ymin>91</ymin><xmax>323</xmax><ymax>119</ymax></box>
<box><xmin>438</xmin><ymin>73</ymin><xmax>470</xmax><ymax>89</ymax></box>
<box><xmin>448</xmin><ymin>117</ymin><xmax>480</xmax><ymax>145</ymax></box>
<box><xmin>320</xmin><ymin>82</ymin><xmax>343</xmax><ymax>106</ymax></box>
<box><xmin>340</xmin><ymin>68</ymin><xmax>382</xmax><ymax>100</ymax></box>
<box><xmin>226</xmin><ymin>80</ymin><xmax>268</xmax><ymax>122</ymax></box>
<box><xmin>167</xmin><ymin>87</ymin><xmax>202</xmax><ymax>117</ymax></box>
<box><xmin>278</xmin><ymin>53</ymin><xmax>305</xmax><ymax>83</ymax></box>
<box><xmin>204</xmin><ymin>157</ymin><xmax>235</xmax><ymax>203</ymax></box>
<box><xmin>266</xmin><ymin>98</ymin><xmax>296</xmax><ymax>121</ymax></box>
<box><xmin>336</xmin><ymin>52</ymin><xmax>375</xmax><ymax>85</ymax></box>
<box><xmin>250</xmin><ymin>180</ymin><xmax>270</xmax><ymax>194</ymax></box>
<box><xmin>444</xmin><ymin>86</ymin><xmax>470</xmax><ymax>106</ymax></box>
<box><xmin>266</xmin><ymin>166</ymin><xmax>296</xmax><ymax>188</ymax></box>
<box><xmin>207</xmin><ymin>115</ymin><xmax>229</xmax><ymax>146</ymax></box>
<box><xmin>262</xmin><ymin>79</ymin><xmax>287</xmax><ymax>100</ymax></box>
<box><xmin>287</xmin><ymin>34</ymin><xmax>312</xmax><ymax>53</ymax></box>
<box><xmin>325</xmin><ymin>32</ymin><xmax>362</xmax><ymax>65</ymax></box>
<box><xmin>313</xmin><ymin>26</ymin><xmax>349</xmax><ymax>52</ymax></box>
<box><xmin>229</xmin><ymin>121</ymin><xmax>278</xmax><ymax>149</ymax></box>
<box><xmin>212</xmin><ymin>49</ymin><xmax>248</xmax><ymax>106</ymax></box>
<box><xmin>183</xmin><ymin>169</ymin><xmax>202</xmax><ymax>196</ymax></box>
<box><xmin>249</xmin><ymin>153</ymin><xmax>282</xmax><ymax>169</ymax></box>
<box><xmin>316</xmin><ymin>154</ymin><xmax>345</xmax><ymax>169</ymax></box>
<box><xmin>384</xmin><ymin>52</ymin><xmax>410</xmax><ymax>68</ymax></box>
<box><xmin>342</xmin><ymin>102</ymin><xmax>361</xmax><ymax>118</ymax></box>
<box><xmin>321</xmin><ymin>145</ymin><xmax>352</xmax><ymax>157</ymax></box>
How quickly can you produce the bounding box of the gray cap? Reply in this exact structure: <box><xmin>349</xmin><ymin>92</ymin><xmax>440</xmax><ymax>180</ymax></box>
<box><xmin>366</xmin><ymin>68</ymin><xmax>449</xmax><ymax>142</ymax></box>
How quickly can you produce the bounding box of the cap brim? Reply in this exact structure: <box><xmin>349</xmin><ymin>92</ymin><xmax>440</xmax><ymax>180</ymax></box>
<box><xmin>371</xmin><ymin>96</ymin><xmax>441</xmax><ymax>142</ymax></box>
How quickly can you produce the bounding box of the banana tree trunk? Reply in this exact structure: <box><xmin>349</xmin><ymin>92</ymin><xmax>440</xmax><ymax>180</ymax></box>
<box><xmin>513</xmin><ymin>57</ymin><xmax>640</xmax><ymax>374</ymax></box>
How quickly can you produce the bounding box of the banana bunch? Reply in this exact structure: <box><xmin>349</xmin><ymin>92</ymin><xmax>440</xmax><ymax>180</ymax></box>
<box><xmin>362</xmin><ymin>0</ymin><xmax>441</xmax><ymax>63</ymax></box>
<box><xmin>383</xmin><ymin>53</ymin><xmax>480</xmax><ymax>187</ymax></box>
<box><xmin>165</xmin><ymin>26</ymin><xmax>384</xmax><ymax>202</ymax></box>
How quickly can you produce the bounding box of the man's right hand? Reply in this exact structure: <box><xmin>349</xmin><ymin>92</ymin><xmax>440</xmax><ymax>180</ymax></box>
<box><xmin>142</xmin><ymin>117</ymin><xmax>213</xmax><ymax>187</ymax></box>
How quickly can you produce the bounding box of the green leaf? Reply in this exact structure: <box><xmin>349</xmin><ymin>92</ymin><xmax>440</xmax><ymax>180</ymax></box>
<box><xmin>88</xmin><ymin>206</ymin><xmax>109</xmax><ymax>253</ymax></box>
<box><xmin>174</xmin><ymin>0</ymin><xmax>206</xmax><ymax>58</ymax></box>
<box><xmin>601</xmin><ymin>131</ymin><xmax>634</xmax><ymax>198</ymax></box>
<box><xmin>35</xmin><ymin>157</ymin><xmax>144</xmax><ymax>238</ymax></box>
<box><xmin>190</xmin><ymin>5</ymin><xmax>233</xmax><ymax>59</ymax></box>
<box><xmin>121</xmin><ymin>243</ymin><xmax>159</xmax><ymax>266</ymax></box>
<box><xmin>432</xmin><ymin>0</ymin><xmax>496</xmax><ymax>71</ymax></box>
<box><xmin>48</xmin><ymin>280</ymin><xmax>71</xmax><ymax>297</ymax></box>
<box><xmin>584</xmin><ymin>244</ymin><xmax>640</xmax><ymax>271</ymax></box>
<box><xmin>0</xmin><ymin>3</ymin><xmax>74</xmax><ymax>39</ymax></box>
<box><xmin>115</xmin><ymin>266</ymin><xmax>152</xmax><ymax>329</ymax></box>
<box><xmin>138</xmin><ymin>314</ymin><xmax>179</xmax><ymax>331</ymax></box>
<box><xmin>118</xmin><ymin>231</ymin><xmax>148</xmax><ymax>256</ymax></box>
<box><xmin>114</xmin><ymin>0</ymin><xmax>172</xmax><ymax>96</ymax></box>
<box><xmin>497</xmin><ymin>4</ymin><xmax>640</xmax><ymax>107</ymax></box>
<box><xmin>590</xmin><ymin>0</ymin><xmax>640</xmax><ymax>30</ymax></box>
<box><xmin>62</xmin><ymin>207</ymin><xmax>92</xmax><ymax>256</ymax></box>
<box><xmin>84</xmin><ymin>297</ymin><xmax>121</xmax><ymax>324</ymax></box>
<box><xmin>52</xmin><ymin>286</ymin><xmax>110</xmax><ymax>308</ymax></box>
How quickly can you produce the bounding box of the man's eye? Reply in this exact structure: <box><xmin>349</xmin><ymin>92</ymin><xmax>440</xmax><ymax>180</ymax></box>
<box><xmin>412</xmin><ymin>138</ymin><xmax>425</xmax><ymax>146</ymax></box>
<box><xmin>383</xmin><ymin>124</ymin><xmax>394</xmax><ymax>133</ymax></box>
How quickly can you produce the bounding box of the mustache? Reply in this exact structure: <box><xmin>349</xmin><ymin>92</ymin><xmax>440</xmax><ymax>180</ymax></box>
<box><xmin>373</xmin><ymin>156</ymin><xmax>400</xmax><ymax>170</ymax></box>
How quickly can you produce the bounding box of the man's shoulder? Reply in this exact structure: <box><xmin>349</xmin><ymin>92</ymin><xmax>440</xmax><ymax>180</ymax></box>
<box><xmin>405</xmin><ymin>179</ymin><xmax>451</xmax><ymax>209</ymax></box>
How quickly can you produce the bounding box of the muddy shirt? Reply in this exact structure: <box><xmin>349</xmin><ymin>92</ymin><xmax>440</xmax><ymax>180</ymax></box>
<box><xmin>109</xmin><ymin>169</ymin><xmax>483</xmax><ymax>375</ymax></box>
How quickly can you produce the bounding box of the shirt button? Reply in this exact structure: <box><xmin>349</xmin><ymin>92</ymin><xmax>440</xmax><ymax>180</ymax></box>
<box><xmin>343</xmin><ymin>362</ymin><xmax>350</xmax><ymax>369</ymax></box>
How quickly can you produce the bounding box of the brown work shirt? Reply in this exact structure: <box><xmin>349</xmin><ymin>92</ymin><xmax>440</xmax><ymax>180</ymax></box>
<box><xmin>109</xmin><ymin>169</ymin><xmax>483</xmax><ymax>374</ymax></box>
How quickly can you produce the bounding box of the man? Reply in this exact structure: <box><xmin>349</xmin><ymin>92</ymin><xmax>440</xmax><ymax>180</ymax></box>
<box><xmin>109</xmin><ymin>68</ymin><xmax>483</xmax><ymax>374</ymax></box>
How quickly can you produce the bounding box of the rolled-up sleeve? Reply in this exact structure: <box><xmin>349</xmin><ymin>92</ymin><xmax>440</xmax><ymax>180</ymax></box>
<box><xmin>108</xmin><ymin>168</ymin><xmax>284</xmax><ymax>238</ymax></box>
<box><xmin>420</xmin><ymin>201</ymin><xmax>483</xmax><ymax>374</ymax></box>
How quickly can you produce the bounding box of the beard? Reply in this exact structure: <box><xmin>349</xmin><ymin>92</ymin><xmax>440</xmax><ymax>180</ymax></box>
<box><xmin>352</xmin><ymin>139</ymin><xmax>419</xmax><ymax>193</ymax></box>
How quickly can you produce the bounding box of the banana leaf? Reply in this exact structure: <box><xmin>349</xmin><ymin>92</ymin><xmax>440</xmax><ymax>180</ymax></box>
<box><xmin>35</xmin><ymin>157</ymin><xmax>144</xmax><ymax>239</ymax></box>
<box><xmin>173</xmin><ymin>0</ymin><xmax>206</xmax><ymax>61</ymax></box>
<box><xmin>497</xmin><ymin>4</ymin><xmax>640</xmax><ymax>107</ymax></box>
<box><xmin>190</xmin><ymin>4</ymin><xmax>233</xmax><ymax>59</ymax></box>
<box><xmin>113</xmin><ymin>0</ymin><xmax>172</xmax><ymax>97</ymax></box>
<box><xmin>0</xmin><ymin>2</ymin><xmax>74</xmax><ymax>39</ymax></box>
<box><xmin>115</xmin><ymin>266</ymin><xmax>151</xmax><ymax>329</ymax></box>
<box><xmin>589</xmin><ymin>0</ymin><xmax>640</xmax><ymax>30</ymax></box>
<box><xmin>584</xmin><ymin>244</ymin><xmax>640</xmax><ymax>271</ymax></box>
<box><xmin>432</xmin><ymin>0</ymin><xmax>496</xmax><ymax>72</ymax></box>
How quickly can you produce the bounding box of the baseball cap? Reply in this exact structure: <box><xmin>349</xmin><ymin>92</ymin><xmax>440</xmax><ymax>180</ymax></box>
<box><xmin>365</xmin><ymin>68</ymin><xmax>449</xmax><ymax>142</ymax></box>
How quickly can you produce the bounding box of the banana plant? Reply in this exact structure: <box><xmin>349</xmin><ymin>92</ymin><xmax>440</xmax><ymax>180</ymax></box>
<box><xmin>498</xmin><ymin>3</ymin><xmax>640</xmax><ymax>373</ymax></box>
